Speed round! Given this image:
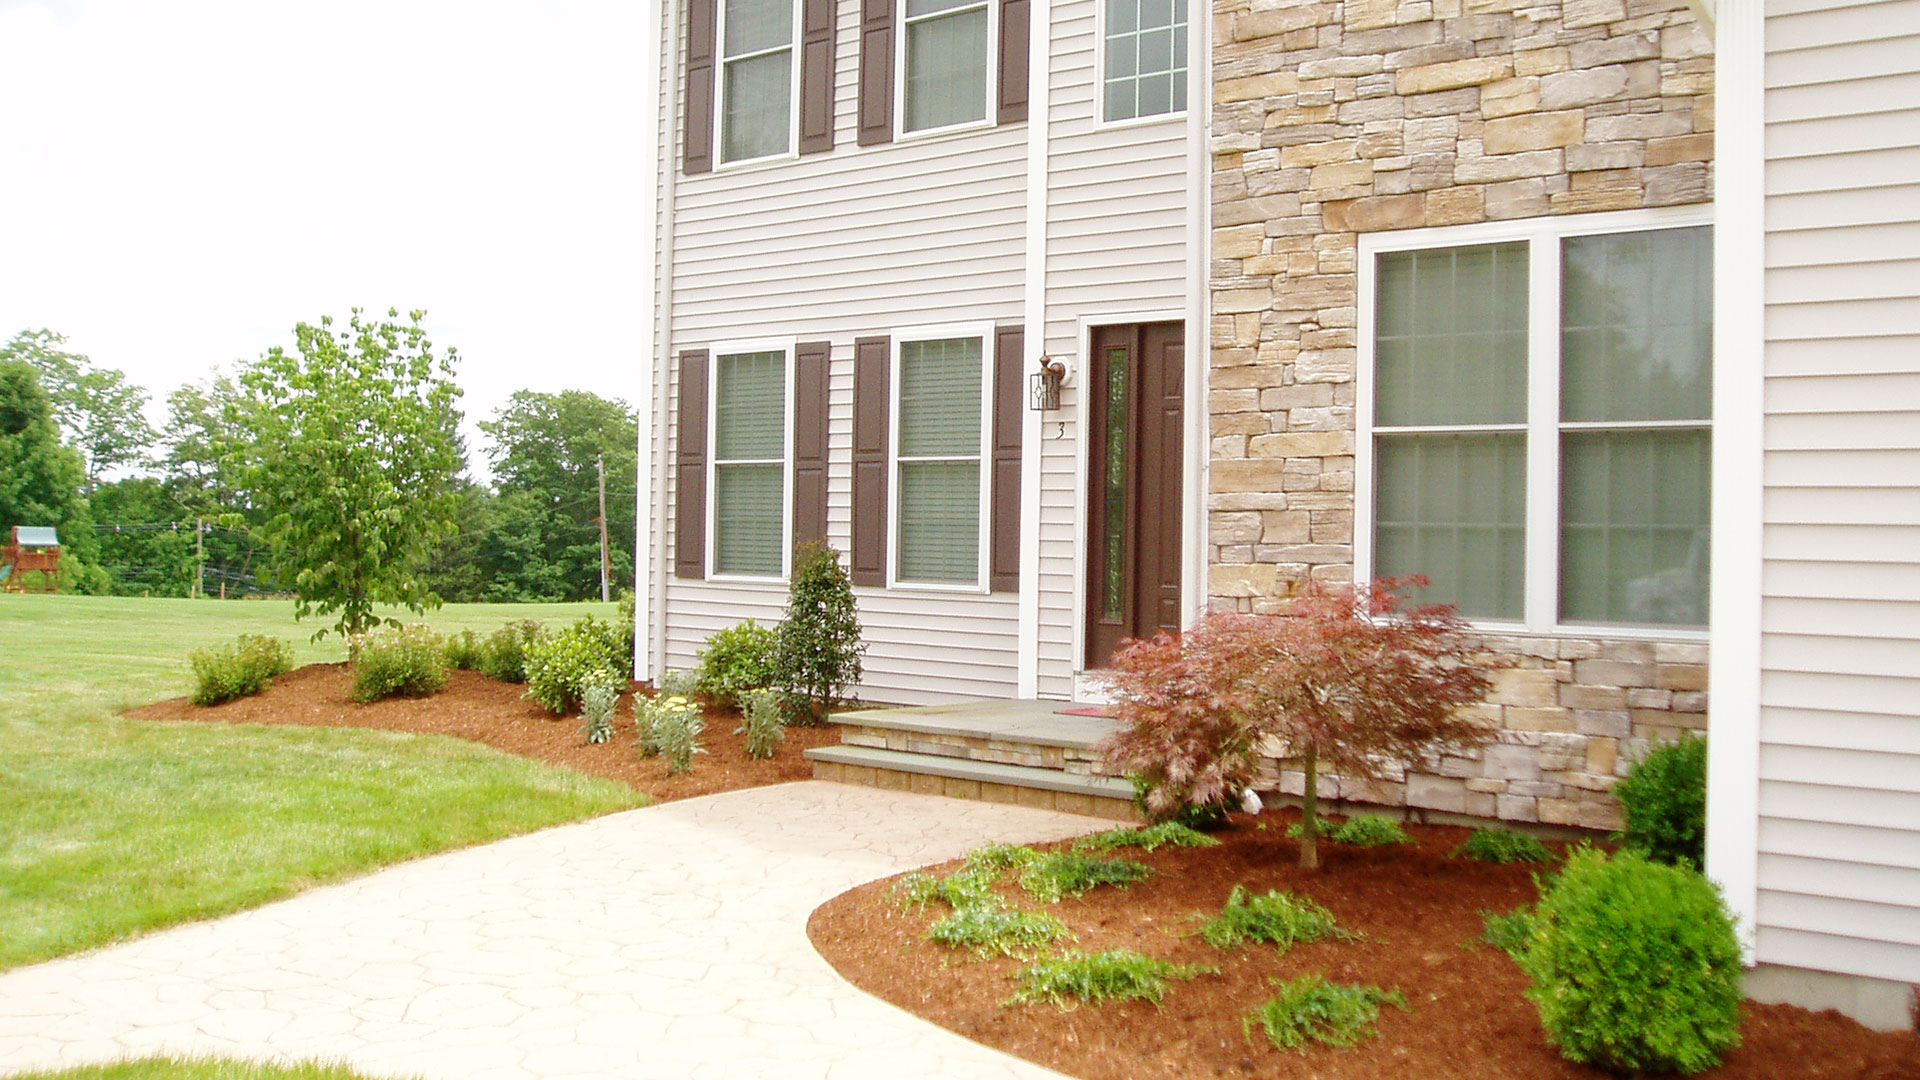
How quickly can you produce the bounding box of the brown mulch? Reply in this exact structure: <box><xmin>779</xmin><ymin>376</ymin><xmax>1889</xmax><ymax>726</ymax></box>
<box><xmin>809</xmin><ymin>814</ymin><xmax>1920</xmax><ymax>1080</ymax></box>
<box><xmin>123</xmin><ymin>665</ymin><xmax>1920</xmax><ymax>1079</ymax></box>
<box><xmin>123</xmin><ymin>662</ymin><xmax>841</xmax><ymax>803</ymax></box>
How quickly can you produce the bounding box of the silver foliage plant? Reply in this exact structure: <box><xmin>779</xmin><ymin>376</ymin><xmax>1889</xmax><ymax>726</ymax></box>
<box><xmin>579</xmin><ymin>668</ymin><xmax>624</xmax><ymax>745</ymax></box>
<box><xmin>737</xmin><ymin>687</ymin><xmax>787</xmax><ymax>760</ymax></box>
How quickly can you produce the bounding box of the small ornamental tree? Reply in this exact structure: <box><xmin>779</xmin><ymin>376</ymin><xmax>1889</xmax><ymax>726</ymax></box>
<box><xmin>1098</xmin><ymin>577</ymin><xmax>1496</xmax><ymax>868</ymax></box>
<box><xmin>772</xmin><ymin>541</ymin><xmax>865</xmax><ymax>725</ymax></box>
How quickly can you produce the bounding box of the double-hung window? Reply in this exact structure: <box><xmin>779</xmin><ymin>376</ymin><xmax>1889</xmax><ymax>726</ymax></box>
<box><xmin>1360</xmin><ymin>213</ymin><xmax>1713</xmax><ymax>631</ymax></box>
<box><xmin>901</xmin><ymin>0</ymin><xmax>993</xmax><ymax>133</ymax></box>
<box><xmin>710</xmin><ymin>347</ymin><xmax>790</xmax><ymax>577</ymax></box>
<box><xmin>719</xmin><ymin>0</ymin><xmax>797</xmax><ymax>163</ymax></box>
<box><xmin>1102</xmin><ymin>0</ymin><xmax>1187</xmax><ymax>122</ymax></box>
<box><xmin>893</xmin><ymin>333</ymin><xmax>989</xmax><ymax>586</ymax></box>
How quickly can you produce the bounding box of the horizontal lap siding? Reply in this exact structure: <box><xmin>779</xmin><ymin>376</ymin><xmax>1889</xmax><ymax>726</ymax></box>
<box><xmin>1034</xmin><ymin>0</ymin><xmax>1192</xmax><ymax>698</ymax></box>
<box><xmin>1757</xmin><ymin>0</ymin><xmax>1920</xmax><ymax>983</ymax></box>
<box><xmin>662</xmin><ymin>0</ymin><xmax>1025</xmax><ymax>704</ymax></box>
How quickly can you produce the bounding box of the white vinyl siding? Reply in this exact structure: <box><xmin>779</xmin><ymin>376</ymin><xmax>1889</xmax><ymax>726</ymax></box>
<box><xmin>1755</xmin><ymin>0</ymin><xmax>1920</xmax><ymax>985</ymax></box>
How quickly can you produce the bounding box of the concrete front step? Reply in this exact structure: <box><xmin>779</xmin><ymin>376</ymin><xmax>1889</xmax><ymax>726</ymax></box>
<box><xmin>805</xmin><ymin>745</ymin><xmax>1142</xmax><ymax>822</ymax></box>
<box><xmin>831</xmin><ymin>700</ymin><xmax>1119</xmax><ymax>775</ymax></box>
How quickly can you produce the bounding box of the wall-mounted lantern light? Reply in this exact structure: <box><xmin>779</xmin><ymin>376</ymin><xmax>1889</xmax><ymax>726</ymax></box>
<box><xmin>1030</xmin><ymin>355</ymin><xmax>1067</xmax><ymax>412</ymax></box>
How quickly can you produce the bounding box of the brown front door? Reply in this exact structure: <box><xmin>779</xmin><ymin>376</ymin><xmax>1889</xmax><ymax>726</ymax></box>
<box><xmin>1086</xmin><ymin>321</ymin><xmax>1184</xmax><ymax>668</ymax></box>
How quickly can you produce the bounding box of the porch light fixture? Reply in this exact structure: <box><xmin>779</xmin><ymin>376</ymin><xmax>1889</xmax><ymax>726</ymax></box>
<box><xmin>1030</xmin><ymin>355</ymin><xmax>1067</xmax><ymax>412</ymax></box>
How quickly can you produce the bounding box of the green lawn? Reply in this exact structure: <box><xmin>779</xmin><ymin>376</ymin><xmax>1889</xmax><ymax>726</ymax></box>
<box><xmin>0</xmin><ymin>595</ymin><xmax>647</xmax><ymax>970</ymax></box>
<box><xmin>2</xmin><ymin>1057</ymin><xmax>408</xmax><ymax>1080</ymax></box>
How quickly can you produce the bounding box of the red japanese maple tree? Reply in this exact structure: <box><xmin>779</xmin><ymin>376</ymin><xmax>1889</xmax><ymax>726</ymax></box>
<box><xmin>1097</xmin><ymin>577</ymin><xmax>1496</xmax><ymax>868</ymax></box>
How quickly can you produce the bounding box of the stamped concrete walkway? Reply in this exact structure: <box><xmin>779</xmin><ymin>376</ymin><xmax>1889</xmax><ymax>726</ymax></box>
<box><xmin>0</xmin><ymin>782</ymin><xmax>1105</xmax><ymax>1079</ymax></box>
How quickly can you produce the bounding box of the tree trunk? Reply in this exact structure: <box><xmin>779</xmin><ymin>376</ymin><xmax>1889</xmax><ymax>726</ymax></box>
<box><xmin>1299</xmin><ymin>749</ymin><xmax>1320</xmax><ymax>870</ymax></box>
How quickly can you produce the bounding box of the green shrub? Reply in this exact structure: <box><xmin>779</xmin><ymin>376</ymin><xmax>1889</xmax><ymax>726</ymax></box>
<box><xmin>443</xmin><ymin>629</ymin><xmax>484</xmax><ymax>671</ymax></box>
<box><xmin>524</xmin><ymin>616</ymin><xmax>627</xmax><ymax>714</ymax></box>
<box><xmin>1451</xmin><ymin>828</ymin><xmax>1555</xmax><ymax>864</ymax></box>
<box><xmin>1613</xmin><ymin>734</ymin><xmax>1707</xmax><ymax>868</ymax></box>
<box><xmin>579</xmin><ymin>669</ymin><xmax>623</xmax><ymax>745</ymax></box>
<box><xmin>1010</xmin><ymin>950</ymin><xmax>1213</xmax><ymax>1007</ymax></box>
<box><xmin>636</xmin><ymin>693</ymin><xmax>704</xmax><ymax>773</ymax></box>
<box><xmin>772</xmin><ymin>542</ymin><xmax>865</xmax><ymax>725</ymax></box>
<box><xmin>1244</xmin><ymin>975</ymin><xmax>1407</xmax><ymax>1051</ymax></box>
<box><xmin>350</xmin><ymin>623</ymin><xmax>448</xmax><ymax>703</ymax></box>
<box><xmin>187</xmin><ymin>634</ymin><xmax>294</xmax><ymax>706</ymax></box>
<box><xmin>736</xmin><ymin>687</ymin><xmax>787</xmax><ymax>760</ymax></box>
<box><xmin>1478</xmin><ymin>906</ymin><xmax>1535</xmax><ymax>959</ymax></box>
<box><xmin>1519</xmin><ymin>847</ymin><xmax>1743</xmax><ymax>1074</ymax></box>
<box><xmin>1289</xmin><ymin>814</ymin><xmax>1414</xmax><ymax>848</ymax></box>
<box><xmin>477</xmin><ymin>619</ymin><xmax>543</xmax><ymax>683</ymax></box>
<box><xmin>1197</xmin><ymin>886</ymin><xmax>1349</xmax><ymax>954</ymax></box>
<box><xmin>928</xmin><ymin>907</ymin><xmax>1071</xmax><ymax>957</ymax></box>
<box><xmin>695</xmin><ymin>619</ymin><xmax>779</xmax><ymax>709</ymax></box>
<box><xmin>1016</xmin><ymin>853</ymin><xmax>1152</xmax><ymax>904</ymax></box>
<box><xmin>616</xmin><ymin>589</ymin><xmax>637</xmax><ymax>675</ymax></box>
<box><xmin>656</xmin><ymin>667</ymin><xmax>700</xmax><ymax>698</ymax></box>
<box><xmin>1073</xmin><ymin>821</ymin><xmax>1221</xmax><ymax>854</ymax></box>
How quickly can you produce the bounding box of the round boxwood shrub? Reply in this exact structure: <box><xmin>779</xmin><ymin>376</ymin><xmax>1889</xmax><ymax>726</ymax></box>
<box><xmin>1613</xmin><ymin>733</ymin><xmax>1707</xmax><ymax>868</ymax></box>
<box><xmin>694</xmin><ymin>619</ymin><xmax>778</xmax><ymax>709</ymax></box>
<box><xmin>1519</xmin><ymin>846</ymin><xmax>1743</xmax><ymax>1074</ymax></box>
<box><xmin>350</xmin><ymin>623</ymin><xmax>448</xmax><ymax>703</ymax></box>
<box><xmin>524</xmin><ymin>616</ymin><xmax>627</xmax><ymax>714</ymax></box>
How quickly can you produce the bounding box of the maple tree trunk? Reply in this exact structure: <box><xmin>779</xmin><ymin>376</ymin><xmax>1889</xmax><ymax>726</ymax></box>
<box><xmin>1299</xmin><ymin>750</ymin><xmax>1320</xmax><ymax>870</ymax></box>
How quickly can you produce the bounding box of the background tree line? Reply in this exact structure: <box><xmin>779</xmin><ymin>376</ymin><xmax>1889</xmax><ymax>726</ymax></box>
<box><xmin>0</xmin><ymin>322</ymin><xmax>638</xmax><ymax>604</ymax></box>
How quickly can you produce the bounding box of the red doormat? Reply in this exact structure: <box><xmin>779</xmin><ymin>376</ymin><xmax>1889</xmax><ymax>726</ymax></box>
<box><xmin>1055</xmin><ymin>706</ymin><xmax>1117</xmax><ymax>717</ymax></box>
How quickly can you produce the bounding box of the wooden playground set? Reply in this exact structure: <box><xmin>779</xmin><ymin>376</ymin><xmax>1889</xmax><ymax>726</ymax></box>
<box><xmin>1</xmin><ymin>526</ymin><xmax>61</xmax><ymax>592</ymax></box>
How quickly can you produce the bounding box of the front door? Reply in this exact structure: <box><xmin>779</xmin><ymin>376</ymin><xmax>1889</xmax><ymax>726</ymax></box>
<box><xmin>1085</xmin><ymin>321</ymin><xmax>1184</xmax><ymax>668</ymax></box>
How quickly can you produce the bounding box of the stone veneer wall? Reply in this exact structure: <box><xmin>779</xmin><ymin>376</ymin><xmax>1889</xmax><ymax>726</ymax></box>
<box><xmin>1207</xmin><ymin>0</ymin><xmax>1715</xmax><ymax>830</ymax></box>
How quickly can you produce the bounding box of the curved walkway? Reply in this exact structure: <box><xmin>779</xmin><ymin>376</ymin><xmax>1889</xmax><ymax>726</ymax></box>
<box><xmin>0</xmin><ymin>782</ymin><xmax>1104</xmax><ymax>1079</ymax></box>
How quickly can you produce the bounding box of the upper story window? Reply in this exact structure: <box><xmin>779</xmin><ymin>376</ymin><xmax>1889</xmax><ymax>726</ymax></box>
<box><xmin>711</xmin><ymin>348</ymin><xmax>790</xmax><ymax>578</ymax></box>
<box><xmin>720</xmin><ymin>0</ymin><xmax>797</xmax><ymax>163</ymax></box>
<box><xmin>1359</xmin><ymin>213</ymin><xmax>1713</xmax><ymax>632</ymax></box>
<box><xmin>1103</xmin><ymin>0</ymin><xmax>1186</xmax><ymax>122</ymax></box>
<box><xmin>893</xmin><ymin>333</ymin><xmax>989</xmax><ymax>586</ymax></box>
<box><xmin>902</xmin><ymin>0</ymin><xmax>992</xmax><ymax>133</ymax></box>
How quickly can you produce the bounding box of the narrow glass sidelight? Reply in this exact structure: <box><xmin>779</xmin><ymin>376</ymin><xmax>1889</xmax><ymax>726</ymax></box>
<box><xmin>1101</xmin><ymin>346</ymin><xmax>1128</xmax><ymax>623</ymax></box>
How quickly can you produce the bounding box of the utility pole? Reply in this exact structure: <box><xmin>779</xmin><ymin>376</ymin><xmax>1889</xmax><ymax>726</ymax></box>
<box><xmin>597</xmin><ymin>454</ymin><xmax>611</xmax><ymax>603</ymax></box>
<box><xmin>194</xmin><ymin>518</ymin><xmax>204</xmax><ymax>600</ymax></box>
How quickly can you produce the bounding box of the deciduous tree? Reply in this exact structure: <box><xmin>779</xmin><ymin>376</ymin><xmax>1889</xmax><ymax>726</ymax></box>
<box><xmin>1098</xmin><ymin>578</ymin><xmax>1496</xmax><ymax>868</ymax></box>
<box><xmin>1</xmin><ymin>329</ymin><xmax>156</xmax><ymax>489</ymax></box>
<box><xmin>229</xmin><ymin>309</ymin><xmax>465</xmax><ymax>641</ymax></box>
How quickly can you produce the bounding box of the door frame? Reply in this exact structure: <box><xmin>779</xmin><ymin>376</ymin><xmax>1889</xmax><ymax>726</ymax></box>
<box><xmin>1071</xmin><ymin>310</ymin><xmax>1205</xmax><ymax>681</ymax></box>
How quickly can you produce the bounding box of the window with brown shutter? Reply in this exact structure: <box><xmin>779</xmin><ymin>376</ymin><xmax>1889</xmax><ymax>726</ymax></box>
<box><xmin>684</xmin><ymin>0</ymin><xmax>717</xmax><ymax>174</ymax></box>
<box><xmin>856</xmin><ymin>0</ymin><xmax>895</xmax><ymax>145</ymax></box>
<box><xmin>793</xmin><ymin>341</ymin><xmax>831</xmax><ymax>545</ymax></box>
<box><xmin>990</xmin><ymin>325</ymin><xmax>1023</xmax><ymax>591</ymax></box>
<box><xmin>851</xmin><ymin>336</ymin><xmax>891</xmax><ymax>584</ymax></box>
<box><xmin>799</xmin><ymin>0</ymin><xmax>836</xmax><ymax>153</ymax></box>
<box><xmin>675</xmin><ymin>350</ymin><xmax>711</xmax><ymax>578</ymax></box>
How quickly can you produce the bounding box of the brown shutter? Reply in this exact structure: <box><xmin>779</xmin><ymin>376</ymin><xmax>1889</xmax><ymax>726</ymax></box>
<box><xmin>799</xmin><ymin>0</ymin><xmax>837</xmax><ymax>154</ymax></box>
<box><xmin>674</xmin><ymin>350</ymin><xmax>710</xmax><ymax>579</ymax></box>
<box><xmin>856</xmin><ymin>0</ymin><xmax>895</xmax><ymax>146</ymax></box>
<box><xmin>990</xmin><ymin>326</ymin><xmax>1023</xmax><ymax>591</ymax></box>
<box><xmin>996</xmin><ymin>0</ymin><xmax>1029</xmax><ymax>125</ymax></box>
<box><xmin>851</xmin><ymin>335</ymin><xmax>890</xmax><ymax>585</ymax></box>
<box><xmin>793</xmin><ymin>341</ymin><xmax>831</xmax><ymax>546</ymax></box>
<box><xmin>684</xmin><ymin>0</ymin><xmax>718</xmax><ymax>174</ymax></box>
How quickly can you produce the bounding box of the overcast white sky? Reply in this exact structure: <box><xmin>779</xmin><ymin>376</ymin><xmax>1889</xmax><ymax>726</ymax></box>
<box><xmin>0</xmin><ymin>0</ymin><xmax>652</xmax><ymax>478</ymax></box>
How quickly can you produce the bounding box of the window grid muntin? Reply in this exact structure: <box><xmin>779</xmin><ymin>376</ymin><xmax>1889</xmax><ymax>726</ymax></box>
<box><xmin>1102</xmin><ymin>0</ymin><xmax>1188</xmax><ymax>122</ymax></box>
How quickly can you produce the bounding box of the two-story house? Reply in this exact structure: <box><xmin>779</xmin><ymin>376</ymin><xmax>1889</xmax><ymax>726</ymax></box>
<box><xmin>634</xmin><ymin>0</ymin><xmax>1917</xmax><ymax>1030</ymax></box>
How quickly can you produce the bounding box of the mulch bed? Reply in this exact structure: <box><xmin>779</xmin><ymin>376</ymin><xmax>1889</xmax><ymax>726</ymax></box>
<box><xmin>123</xmin><ymin>662</ymin><xmax>841</xmax><ymax>804</ymax></box>
<box><xmin>809</xmin><ymin>815</ymin><xmax>1920</xmax><ymax>1080</ymax></box>
<box><xmin>124</xmin><ymin>665</ymin><xmax>1920</xmax><ymax>1079</ymax></box>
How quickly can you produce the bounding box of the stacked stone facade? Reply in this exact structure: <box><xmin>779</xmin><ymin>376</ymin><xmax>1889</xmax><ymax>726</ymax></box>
<box><xmin>1207</xmin><ymin>0</ymin><xmax>1715</xmax><ymax>830</ymax></box>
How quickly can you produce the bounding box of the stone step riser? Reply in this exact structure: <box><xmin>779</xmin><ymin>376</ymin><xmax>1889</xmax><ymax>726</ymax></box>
<box><xmin>837</xmin><ymin>724</ymin><xmax>1111</xmax><ymax>775</ymax></box>
<box><xmin>812</xmin><ymin>759</ymin><xmax>1142</xmax><ymax>822</ymax></box>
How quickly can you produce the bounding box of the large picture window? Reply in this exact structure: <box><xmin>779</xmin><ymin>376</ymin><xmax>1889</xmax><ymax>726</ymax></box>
<box><xmin>1361</xmin><ymin>215</ymin><xmax>1713</xmax><ymax>631</ymax></box>
<box><xmin>711</xmin><ymin>348</ymin><xmax>789</xmax><ymax>577</ymax></box>
<box><xmin>720</xmin><ymin>0</ymin><xmax>796</xmax><ymax>163</ymax></box>
<box><xmin>893</xmin><ymin>334</ymin><xmax>988</xmax><ymax>585</ymax></box>
<box><xmin>1102</xmin><ymin>0</ymin><xmax>1186</xmax><ymax>122</ymax></box>
<box><xmin>901</xmin><ymin>0</ymin><xmax>992</xmax><ymax>133</ymax></box>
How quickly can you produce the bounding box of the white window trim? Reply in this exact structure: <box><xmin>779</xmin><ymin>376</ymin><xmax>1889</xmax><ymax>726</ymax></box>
<box><xmin>1354</xmin><ymin>205</ymin><xmax>1716</xmax><ymax>640</ymax></box>
<box><xmin>715</xmin><ymin>0</ymin><xmax>803</xmax><ymax>169</ymax></box>
<box><xmin>887</xmin><ymin>323</ymin><xmax>995</xmax><ymax>592</ymax></box>
<box><xmin>1094</xmin><ymin>0</ymin><xmax>1189</xmax><ymax>129</ymax></box>
<box><xmin>894</xmin><ymin>0</ymin><xmax>999</xmax><ymax>140</ymax></box>
<box><xmin>706</xmin><ymin>337</ymin><xmax>797</xmax><ymax>583</ymax></box>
